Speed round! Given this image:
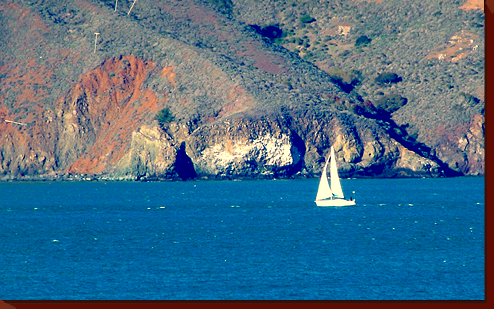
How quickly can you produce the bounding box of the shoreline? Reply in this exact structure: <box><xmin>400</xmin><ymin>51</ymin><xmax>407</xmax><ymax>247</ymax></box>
<box><xmin>0</xmin><ymin>173</ymin><xmax>482</xmax><ymax>183</ymax></box>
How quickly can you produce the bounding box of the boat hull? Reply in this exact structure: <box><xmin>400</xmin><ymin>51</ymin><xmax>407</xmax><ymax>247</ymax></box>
<box><xmin>315</xmin><ymin>198</ymin><xmax>356</xmax><ymax>207</ymax></box>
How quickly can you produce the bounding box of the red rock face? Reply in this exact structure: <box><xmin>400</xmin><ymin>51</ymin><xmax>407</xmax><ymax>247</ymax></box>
<box><xmin>0</xmin><ymin>0</ymin><xmax>167</xmax><ymax>177</ymax></box>
<box><xmin>0</xmin><ymin>3</ymin><xmax>168</xmax><ymax>177</ymax></box>
<box><xmin>427</xmin><ymin>114</ymin><xmax>484</xmax><ymax>175</ymax></box>
<box><xmin>0</xmin><ymin>54</ymin><xmax>167</xmax><ymax>177</ymax></box>
<box><xmin>60</xmin><ymin>56</ymin><xmax>165</xmax><ymax>175</ymax></box>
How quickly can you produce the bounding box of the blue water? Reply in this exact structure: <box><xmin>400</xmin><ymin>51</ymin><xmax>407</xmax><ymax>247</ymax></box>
<box><xmin>0</xmin><ymin>177</ymin><xmax>484</xmax><ymax>300</ymax></box>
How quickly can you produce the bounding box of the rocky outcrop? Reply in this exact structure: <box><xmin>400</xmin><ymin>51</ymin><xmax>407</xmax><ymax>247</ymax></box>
<box><xmin>394</xmin><ymin>146</ymin><xmax>441</xmax><ymax>177</ymax></box>
<box><xmin>286</xmin><ymin>110</ymin><xmax>443</xmax><ymax>178</ymax></box>
<box><xmin>99</xmin><ymin>111</ymin><xmax>445</xmax><ymax>180</ymax></box>
<box><xmin>186</xmin><ymin>117</ymin><xmax>305</xmax><ymax>179</ymax></box>
<box><xmin>431</xmin><ymin>113</ymin><xmax>484</xmax><ymax>176</ymax></box>
<box><xmin>110</xmin><ymin>125</ymin><xmax>178</xmax><ymax>180</ymax></box>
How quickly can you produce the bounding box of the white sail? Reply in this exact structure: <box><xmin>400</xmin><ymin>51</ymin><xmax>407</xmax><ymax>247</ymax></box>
<box><xmin>315</xmin><ymin>155</ymin><xmax>332</xmax><ymax>201</ymax></box>
<box><xmin>314</xmin><ymin>145</ymin><xmax>355</xmax><ymax>207</ymax></box>
<box><xmin>329</xmin><ymin>146</ymin><xmax>345</xmax><ymax>199</ymax></box>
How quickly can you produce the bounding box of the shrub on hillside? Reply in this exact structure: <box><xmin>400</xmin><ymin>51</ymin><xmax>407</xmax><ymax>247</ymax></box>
<box><xmin>355</xmin><ymin>35</ymin><xmax>371</xmax><ymax>47</ymax></box>
<box><xmin>299</xmin><ymin>14</ymin><xmax>316</xmax><ymax>24</ymax></box>
<box><xmin>155</xmin><ymin>107</ymin><xmax>175</xmax><ymax>123</ymax></box>
<box><xmin>328</xmin><ymin>69</ymin><xmax>361</xmax><ymax>93</ymax></box>
<box><xmin>375</xmin><ymin>72</ymin><xmax>402</xmax><ymax>85</ymax></box>
<box><xmin>374</xmin><ymin>94</ymin><xmax>408</xmax><ymax>114</ymax></box>
<box><xmin>352</xmin><ymin>94</ymin><xmax>407</xmax><ymax>120</ymax></box>
<box><xmin>250</xmin><ymin>24</ymin><xmax>284</xmax><ymax>41</ymax></box>
<box><xmin>208</xmin><ymin>0</ymin><xmax>233</xmax><ymax>14</ymax></box>
<box><xmin>352</xmin><ymin>99</ymin><xmax>379</xmax><ymax>118</ymax></box>
<box><xmin>262</xmin><ymin>25</ymin><xmax>283</xmax><ymax>39</ymax></box>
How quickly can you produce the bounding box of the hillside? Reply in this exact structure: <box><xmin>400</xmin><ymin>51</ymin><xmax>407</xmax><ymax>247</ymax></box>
<box><xmin>230</xmin><ymin>0</ymin><xmax>485</xmax><ymax>175</ymax></box>
<box><xmin>0</xmin><ymin>0</ymin><xmax>484</xmax><ymax>180</ymax></box>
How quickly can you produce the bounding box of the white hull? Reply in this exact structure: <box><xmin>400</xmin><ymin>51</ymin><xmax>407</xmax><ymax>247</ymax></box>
<box><xmin>315</xmin><ymin>198</ymin><xmax>356</xmax><ymax>207</ymax></box>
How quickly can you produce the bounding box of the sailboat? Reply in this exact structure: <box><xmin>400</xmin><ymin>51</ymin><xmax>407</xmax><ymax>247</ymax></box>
<box><xmin>315</xmin><ymin>146</ymin><xmax>356</xmax><ymax>207</ymax></box>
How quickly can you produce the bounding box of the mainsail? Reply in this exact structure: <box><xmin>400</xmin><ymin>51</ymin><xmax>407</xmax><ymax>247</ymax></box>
<box><xmin>329</xmin><ymin>146</ymin><xmax>345</xmax><ymax>199</ymax></box>
<box><xmin>315</xmin><ymin>155</ymin><xmax>332</xmax><ymax>201</ymax></box>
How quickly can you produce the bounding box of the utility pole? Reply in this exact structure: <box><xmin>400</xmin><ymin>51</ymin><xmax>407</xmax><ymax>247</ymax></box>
<box><xmin>94</xmin><ymin>32</ymin><xmax>100</xmax><ymax>53</ymax></box>
<box><xmin>128</xmin><ymin>0</ymin><xmax>138</xmax><ymax>15</ymax></box>
<box><xmin>115</xmin><ymin>0</ymin><xmax>118</xmax><ymax>12</ymax></box>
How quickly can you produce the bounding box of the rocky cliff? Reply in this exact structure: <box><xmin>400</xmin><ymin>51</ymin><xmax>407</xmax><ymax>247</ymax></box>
<box><xmin>0</xmin><ymin>0</ymin><xmax>484</xmax><ymax>181</ymax></box>
<box><xmin>81</xmin><ymin>108</ymin><xmax>445</xmax><ymax>181</ymax></box>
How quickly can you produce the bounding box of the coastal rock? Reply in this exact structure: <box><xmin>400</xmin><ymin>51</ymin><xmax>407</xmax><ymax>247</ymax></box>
<box><xmin>186</xmin><ymin>118</ymin><xmax>304</xmax><ymax>178</ymax></box>
<box><xmin>394</xmin><ymin>145</ymin><xmax>441</xmax><ymax>177</ymax></box>
<box><xmin>111</xmin><ymin>125</ymin><xmax>179</xmax><ymax>180</ymax></box>
<box><xmin>136</xmin><ymin>111</ymin><xmax>445</xmax><ymax>180</ymax></box>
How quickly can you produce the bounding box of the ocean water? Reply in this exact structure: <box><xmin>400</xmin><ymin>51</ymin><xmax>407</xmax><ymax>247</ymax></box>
<box><xmin>0</xmin><ymin>177</ymin><xmax>484</xmax><ymax>300</ymax></box>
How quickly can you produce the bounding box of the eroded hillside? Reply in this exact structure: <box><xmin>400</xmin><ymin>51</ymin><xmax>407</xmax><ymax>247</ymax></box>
<box><xmin>0</xmin><ymin>0</ymin><xmax>484</xmax><ymax>180</ymax></box>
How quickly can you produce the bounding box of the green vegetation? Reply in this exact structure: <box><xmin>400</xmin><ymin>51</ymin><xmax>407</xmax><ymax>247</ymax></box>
<box><xmin>328</xmin><ymin>69</ymin><xmax>361</xmax><ymax>93</ymax></box>
<box><xmin>375</xmin><ymin>72</ymin><xmax>402</xmax><ymax>85</ymax></box>
<box><xmin>374</xmin><ymin>94</ymin><xmax>408</xmax><ymax>114</ymax></box>
<box><xmin>351</xmin><ymin>93</ymin><xmax>407</xmax><ymax>120</ymax></box>
<box><xmin>355</xmin><ymin>35</ymin><xmax>371</xmax><ymax>47</ymax></box>
<box><xmin>251</xmin><ymin>24</ymin><xmax>284</xmax><ymax>41</ymax></box>
<box><xmin>299</xmin><ymin>14</ymin><xmax>316</xmax><ymax>24</ymax></box>
<box><xmin>458</xmin><ymin>91</ymin><xmax>481</xmax><ymax>106</ymax></box>
<box><xmin>352</xmin><ymin>99</ymin><xmax>379</xmax><ymax>118</ymax></box>
<box><xmin>208</xmin><ymin>0</ymin><xmax>233</xmax><ymax>14</ymax></box>
<box><xmin>155</xmin><ymin>108</ymin><xmax>175</xmax><ymax>123</ymax></box>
